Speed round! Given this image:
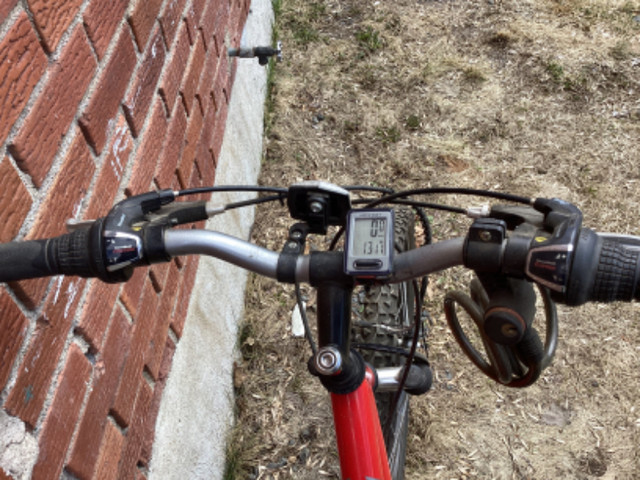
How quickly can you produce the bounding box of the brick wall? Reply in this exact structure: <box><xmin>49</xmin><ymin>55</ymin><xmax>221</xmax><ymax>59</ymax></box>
<box><xmin>0</xmin><ymin>1</ymin><xmax>250</xmax><ymax>478</ymax></box>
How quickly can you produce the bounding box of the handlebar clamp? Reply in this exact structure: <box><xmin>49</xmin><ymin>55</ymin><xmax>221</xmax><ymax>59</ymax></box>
<box><xmin>464</xmin><ymin>218</ymin><xmax>507</xmax><ymax>273</ymax></box>
<box><xmin>277</xmin><ymin>223</ymin><xmax>310</xmax><ymax>283</ymax></box>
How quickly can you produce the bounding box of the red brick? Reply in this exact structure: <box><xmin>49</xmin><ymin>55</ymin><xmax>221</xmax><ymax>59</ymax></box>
<box><xmin>170</xmin><ymin>254</ymin><xmax>199</xmax><ymax>338</ymax></box>
<box><xmin>195</xmin><ymin>92</ymin><xmax>217</xmax><ymax>183</ymax></box>
<box><xmin>145</xmin><ymin>262</ymin><xmax>179</xmax><ymax>379</ymax></box>
<box><xmin>0</xmin><ymin>467</ymin><xmax>11</xmax><ymax>480</ymax></box>
<box><xmin>5</xmin><ymin>275</ymin><xmax>84</xmax><ymax>428</ymax></box>
<box><xmin>154</xmin><ymin>104</ymin><xmax>187</xmax><ymax>189</ymax></box>
<box><xmin>10</xmin><ymin>131</ymin><xmax>95</xmax><ymax>309</ymax></box>
<box><xmin>123</xmin><ymin>29</ymin><xmax>166</xmax><ymax>138</ymax></box>
<box><xmin>79</xmin><ymin>28</ymin><xmax>137</xmax><ymax>155</ymax></box>
<box><xmin>0</xmin><ymin>13</ymin><xmax>47</xmax><ymax>146</ymax></box>
<box><xmin>33</xmin><ymin>132</ymin><xmax>95</xmax><ymax>237</ymax></box>
<box><xmin>199</xmin><ymin>0</ymin><xmax>218</xmax><ymax>54</ymax></box>
<box><xmin>76</xmin><ymin>280</ymin><xmax>120</xmax><ymax>351</ymax></box>
<box><xmin>211</xmin><ymin>101</ymin><xmax>229</xmax><ymax>162</ymax></box>
<box><xmin>0</xmin><ymin>157</ymin><xmax>32</xmax><ymax>243</ymax></box>
<box><xmin>229</xmin><ymin>0</ymin><xmax>249</xmax><ymax>45</ymax></box>
<box><xmin>184</xmin><ymin>12</ymin><xmax>197</xmax><ymax>47</ymax></box>
<box><xmin>196</xmin><ymin>143</ymin><xmax>216</xmax><ymax>187</ymax></box>
<box><xmin>177</xmin><ymin>104</ymin><xmax>203</xmax><ymax>188</ymax></box>
<box><xmin>200</xmin><ymin>86</ymin><xmax>216</xmax><ymax>125</ymax></box>
<box><xmin>187</xmin><ymin>165</ymin><xmax>207</xmax><ymax>228</ymax></box>
<box><xmin>31</xmin><ymin>132</ymin><xmax>95</xmax><ymax>239</ymax></box>
<box><xmin>149</xmin><ymin>261</ymin><xmax>170</xmax><ymax>294</ymax></box>
<box><xmin>212</xmin><ymin>54</ymin><xmax>230</xmax><ymax>115</ymax></box>
<box><xmin>212</xmin><ymin>0</ymin><xmax>230</xmax><ymax>56</ymax></box>
<box><xmin>27</xmin><ymin>0</ymin><xmax>83</xmax><ymax>53</ymax></box>
<box><xmin>230</xmin><ymin>56</ymin><xmax>239</xmax><ymax>89</ymax></box>
<box><xmin>173</xmin><ymin>253</ymin><xmax>184</xmax><ymax>271</ymax></box>
<box><xmin>191</xmin><ymin>0</ymin><xmax>207</xmax><ymax>28</ymax></box>
<box><xmin>184</xmin><ymin>0</ymin><xmax>206</xmax><ymax>46</ymax></box>
<box><xmin>10</xmin><ymin>26</ymin><xmax>95</xmax><ymax>187</ymax></box>
<box><xmin>118</xmin><ymin>382</ymin><xmax>152</xmax><ymax>478</ymax></box>
<box><xmin>67</xmin><ymin>308</ymin><xmax>130</xmax><ymax>480</ymax></box>
<box><xmin>190</xmin><ymin>154</ymin><xmax>204</xmax><ymax>186</ymax></box>
<box><xmin>140</xmin><ymin>336</ymin><xmax>175</xmax><ymax>464</ymax></box>
<box><xmin>94</xmin><ymin>421</ymin><xmax>125</xmax><ymax>480</ymax></box>
<box><xmin>31</xmin><ymin>345</ymin><xmax>91</xmax><ymax>480</ymax></box>
<box><xmin>44</xmin><ymin>276</ymin><xmax>86</xmax><ymax>326</ymax></box>
<box><xmin>196</xmin><ymin>42</ymin><xmax>222</xmax><ymax>111</ymax></box>
<box><xmin>128</xmin><ymin>0</ymin><xmax>164</xmax><ymax>52</ymax></box>
<box><xmin>120</xmin><ymin>267</ymin><xmax>148</xmax><ymax>318</ymax></box>
<box><xmin>85</xmin><ymin>115</ymin><xmax>133</xmax><ymax>221</ymax></box>
<box><xmin>159</xmin><ymin>0</ymin><xmax>187</xmax><ymax>49</ymax></box>
<box><xmin>126</xmin><ymin>99</ymin><xmax>168</xmax><ymax>197</ymax></box>
<box><xmin>158</xmin><ymin>21</ymin><xmax>190</xmax><ymax>116</ymax></box>
<box><xmin>83</xmin><ymin>0</ymin><xmax>129</xmax><ymax>60</ymax></box>
<box><xmin>0</xmin><ymin>0</ymin><xmax>18</xmax><ymax>25</ymax></box>
<box><xmin>0</xmin><ymin>289</ymin><xmax>29</xmax><ymax>392</ymax></box>
<box><xmin>111</xmin><ymin>279</ymin><xmax>159</xmax><ymax>427</ymax></box>
<box><xmin>180</xmin><ymin>35</ymin><xmax>206</xmax><ymax>117</ymax></box>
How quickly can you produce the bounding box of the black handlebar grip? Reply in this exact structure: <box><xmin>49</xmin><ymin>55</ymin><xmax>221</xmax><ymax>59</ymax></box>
<box><xmin>47</xmin><ymin>228</ymin><xmax>98</xmax><ymax>278</ymax></box>
<box><xmin>565</xmin><ymin>229</ymin><xmax>640</xmax><ymax>305</ymax></box>
<box><xmin>0</xmin><ymin>228</ymin><xmax>99</xmax><ymax>283</ymax></box>
<box><xmin>0</xmin><ymin>238</ymin><xmax>56</xmax><ymax>282</ymax></box>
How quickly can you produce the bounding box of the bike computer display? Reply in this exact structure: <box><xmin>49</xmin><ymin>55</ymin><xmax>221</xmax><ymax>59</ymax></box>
<box><xmin>344</xmin><ymin>209</ymin><xmax>394</xmax><ymax>277</ymax></box>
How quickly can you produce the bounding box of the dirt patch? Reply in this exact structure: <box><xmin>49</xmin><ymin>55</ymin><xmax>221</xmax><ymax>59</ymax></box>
<box><xmin>230</xmin><ymin>0</ymin><xmax>640</xmax><ymax>478</ymax></box>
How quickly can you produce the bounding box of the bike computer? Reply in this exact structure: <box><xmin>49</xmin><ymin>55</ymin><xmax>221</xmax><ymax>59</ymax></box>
<box><xmin>344</xmin><ymin>209</ymin><xmax>394</xmax><ymax>277</ymax></box>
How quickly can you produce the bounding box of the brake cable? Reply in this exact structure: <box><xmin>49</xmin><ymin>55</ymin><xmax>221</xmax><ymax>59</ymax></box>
<box><xmin>295</xmin><ymin>281</ymin><xmax>318</xmax><ymax>355</ymax></box>
<box><xmin>366</xmin><ymin>187</ymin><xmax>533</xmax><ymax>208</ymax></box>
<box><xmin>176</xmin><ymin>185</ymin><xmax>288</xmax><ymax>197</ymax></box>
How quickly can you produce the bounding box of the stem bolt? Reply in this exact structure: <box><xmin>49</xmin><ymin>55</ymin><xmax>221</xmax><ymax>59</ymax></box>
<box><xmin>309</xmin><ymin>201</ymin><xmax>324</xmax><ymax>214</ymax></box>
<box><xmin>314</xmin><ymin>346</ymin><xmax>343</xmax><ymax>376</ymax></box>
<box><xmin>479</xmin><ymin>230</ymin><xmax>493</xmax><ymax>242</ymax></box>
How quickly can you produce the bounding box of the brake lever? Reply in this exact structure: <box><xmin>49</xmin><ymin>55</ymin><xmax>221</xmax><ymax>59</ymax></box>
<box><xmin>444</xmin><ymin>278</ymin><xmax>558</xmax><ymax>388</ymax></box>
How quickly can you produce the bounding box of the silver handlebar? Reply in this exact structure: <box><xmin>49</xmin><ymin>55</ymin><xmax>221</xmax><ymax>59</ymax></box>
<box><xmin>164</xmin><ymin>230</ymin><xmax>465</xmax><ymax>283</ymax></box>
<box><xmin>164</xmin><ymin>230</ymin><xmax>280</xmax><ymax>279</ymax></box>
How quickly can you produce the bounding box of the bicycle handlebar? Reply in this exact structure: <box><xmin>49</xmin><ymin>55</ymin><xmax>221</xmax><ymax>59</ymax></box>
<box><xmin>0</xmin><ymin>185</ymin><xmax>638</xmax><ymax>309</ymax></box>
<box><xmin>162</xmin><ymin>229</ymin><xmax>467</xmax><ymax>284</ymax></box>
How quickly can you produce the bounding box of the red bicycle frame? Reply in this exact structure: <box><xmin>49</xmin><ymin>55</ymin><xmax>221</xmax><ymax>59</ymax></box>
<box><xmin>331</xmin><ymin>368</ymin><xmax>391</xmax><ymax>480</ymax></box>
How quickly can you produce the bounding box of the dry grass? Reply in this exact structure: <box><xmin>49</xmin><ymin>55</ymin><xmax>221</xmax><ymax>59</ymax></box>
<box><xmin>230</xmin><ymin>0</ymin><xmax>640</xmax><ymax>478</ymax></box>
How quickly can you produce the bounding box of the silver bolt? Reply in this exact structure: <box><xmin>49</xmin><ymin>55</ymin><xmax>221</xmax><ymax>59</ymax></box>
<box><xmin>314</xmin><ymin>346</ymin><xmax>342</xmax><ymax>376</ymax></box>
<box><xmin>309</xmin><ymin>201</ymin><xmax>324</xmax><ymax>214</ymax></box>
